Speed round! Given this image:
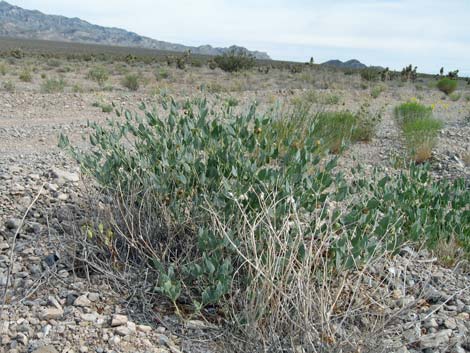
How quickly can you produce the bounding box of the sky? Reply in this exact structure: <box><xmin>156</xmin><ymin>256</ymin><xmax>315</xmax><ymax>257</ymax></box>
<box><xmin>7</xmin><ymin>0</ymin><xmax>470</xmax><ymax>75</ymax></box>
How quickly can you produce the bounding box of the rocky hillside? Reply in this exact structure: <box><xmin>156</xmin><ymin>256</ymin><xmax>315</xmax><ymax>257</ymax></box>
<box><xmin>0</xmin><ymin>1</ymin><xmax>270</xmax><ymax>59</ymax></box>
<box><xmin>322</xmin><ymin>59</ymin><xmax>367</xmax><ymax>69</ymax></box>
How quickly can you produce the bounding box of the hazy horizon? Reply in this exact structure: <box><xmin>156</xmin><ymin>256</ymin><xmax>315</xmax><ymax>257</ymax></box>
<box><xmin>5</xmin><ymin>0</ymin><xmax>470</xmax><ymax>76</ymax></box>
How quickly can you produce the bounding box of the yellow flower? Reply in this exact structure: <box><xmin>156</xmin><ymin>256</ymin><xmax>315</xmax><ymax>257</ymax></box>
<box><xmin>431</xmin><ymin>104</ymin><xmax>435</xmax><ymax>110</ymax></box>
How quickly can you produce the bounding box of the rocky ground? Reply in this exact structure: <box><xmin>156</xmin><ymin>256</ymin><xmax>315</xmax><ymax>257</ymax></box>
<box><xmin>1</xmin><ymin>68</ymin><xmax>470</xmax><ymax>353</ymax></box>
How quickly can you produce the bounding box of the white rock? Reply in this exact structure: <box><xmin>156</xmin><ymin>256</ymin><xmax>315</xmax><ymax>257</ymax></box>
<box><xmin>80</xmin><ymin>313</ymin><xmax>97</xmax><ymax>322</ymax></box>
<box><xmin>73</xmin><ymin>294</ymin><xmax>91</xmax><ymax>307</ymax></box>
<box><xmin>444</xmin><ymin>317</ymin><xmax>457</xmax><ymax>330</ymax></box>
<box><xmin>31</xmin><ymin>346</ymin><xmax>59</xmax><ymax>353</ymax></box>
<box><xmin>87</xmin><ymin>292</ymin><xmax>99</xmax><ymax>302</ymax></box>
<box><xmin>111</xmin><ymin>314</ymin><xmax>128</xmax><ymax>327</ymax></box>
<box><xmin>50</xmin><ymin>167</ymin><xmax>79</xmax><ymax>183</ymax></box>
<box><xmin>108</xmin><ymin>336</ymin><xmax>121</xmax><ymax>345</ymax></box>
<box><xmin>47</xmin><ymin>296</ymin><xmax>63</xmax><ymax>311</ymax></box>
<box><xmin>137</xmin><ymin>324</ymin><xmax>152</xmax><ymax>333</ymax></box>
<box><xmin>115</xmin><ymin>325</ymin><xmax>133</xmax><ymax>337</ymax></box>
<box><xmin>38</xmin><ymin>308</ymin><xmax>63</xmax><ymax>320</ymax></box>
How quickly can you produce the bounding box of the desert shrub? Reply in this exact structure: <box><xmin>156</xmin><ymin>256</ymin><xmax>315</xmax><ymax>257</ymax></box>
<box><xmin>47</xmin><ymin>59</ymin><xmax>62</xmax><ymax>68</ymax></box>
<box><xmin>208</xmin><ymin>60</ymin><xmax>217</xmax><ymax>70</ymax></box>
<box><xmin>394</xmin><ymin>101</ymin><xmax>433</xmax><ymax>127</ymax></box>
<box><xmin>370</xmin><ymin>85</ymin><xmax>385</xmax><ymax>98</ymax></box>
<box><xmin>10</xmin><ymin>48</ymin><xmax>23</xmax><ymax>59</ymax></box>
<box><xmin>3</xmin><ymin>80</ymin><xmax>15</xmax><ymax>92</ymax></box>
<box><xmin>57</xmin><ymin>66</ymin><xmax>72</xmax><ymax>73</ymax></box>
<box><xmin>350</xmin><ymin>163</ymin><xmax>470</xmax><ymax>258</ymax></box>
<box><xmin>214</xmin><ymin>51</ymin><xmax>255</xmax><ymax>72</ymax></box>
<box><xmin>394</xmin><ymin>101</ymin><xmax>442</xmax><ymax>162</ymax></box>
<box><xmin>465</xmin><ymin>94</ymin><xmax>470</xmax><ymax>102</ymax></box>
<box><xmin>190</xmin><ymin>59</ymin><xmax>203</xmax><ymax>67</ymax></box>
<box><xmin>312</xmin><ymin>111</ymin><xmax>360</xmax><ymax>153</ymax></box>
<box><xmin>19</xmin><ymin>68</ymin><xmax>32</xmax><ymax>82</ymax></box>
<box><xmin>437</xmin><ymin>77</ymin><xmax>458</xmax><ymax>95</ymax></box>
<box><xmin>0</xmin><ymin>63</ymin><xmax>6</xmax><ymax>75</ymax></box>
<box><xmin>322</xmin><ymin>93</ymin><xmax>340</xmax><ymax>105</ymax></box>
<box><xmin>41</xmin><ymin>78</ymin><xmax>66</xmax><ymax>93</ymax></box>
<box><xmin>60</xmin><ymin>99</ymin><xmax>470</xmax><ymax>351</ymax></box>
<box><xmin>204</xmin><ymin>82</ymin><xmax>226</xmax><ymax>93</ymax></box>
<box><xmin>402</xmin><ymin>117</ymin><xmax>443</xmax><ymax>162</ymax></box>
<box><xmin>121</xmin><ymin>73</ymin><xmax>140</xmax><ymax>91</ymax></box>
<box><xmin>290</xmin><ymin>64</ymin><xmax>303</xmax><ymax>74</ymax></box>
<box><xmin>155</xmin><ymin>69</ymin><xmax>169</xmax><ymax>80</ymax></box>
<box><xmin>449</xmin><ymin>92</ymin><xmax>461</xmax><ymax>101</ymax></box>
<box><xmin>72</xmin><ymin>84</ymin><xmax>84</xmax><ymax>93</ymax></box>
<box><xmin>225</xmin><ymin>96</ymin><xmax>239</xmax><ymax>108</ymax></box>
<box><xmin>360</xmin><ymin>68</ymin><xmax>380</xmax><ymax>81</ymax></box>
<box><xmin>353</xmin><ymin>102</ymin><xmax>383</xmax><ymax>142</ymax></box>
<box><xmin>101</xmin><ymin>104</ymin><xmax>113</xmax><ymax>113</ymax></box>
<box><xmin>41</xmin><ymin>73</ymin><xmax>47</xmax><ymax>79</ymax></box>
<box><xmin>88</xmin><ymin>66</ymin><xmax>109</xmax><ymax>86</ymax></box>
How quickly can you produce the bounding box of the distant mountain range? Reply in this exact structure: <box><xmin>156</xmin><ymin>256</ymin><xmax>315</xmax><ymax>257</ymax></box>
<box><xmin>0</xmin><ymin>1</ymin><xmax>271</xmax><ymax>59</ymax></box>
<box><xmin>321</xmin><ymin>59</ymin><xmax>368</xmax><ymax>69</ymax></box>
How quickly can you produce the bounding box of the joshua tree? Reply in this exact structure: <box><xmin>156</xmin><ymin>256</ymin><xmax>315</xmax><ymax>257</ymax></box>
<box><xmin>400</xmin><ymin>65</ymin><xmax>417</xmax><ymax>82</ymax></box>
<box><xmin>381</xmin><ymin>67</ymin><xmax>390</xmax><ymax>81</ymax></box>
<box><xmin>447</xmin><ymin>70</ymin><xmax>459</xmax><ymax>79</ymax></box>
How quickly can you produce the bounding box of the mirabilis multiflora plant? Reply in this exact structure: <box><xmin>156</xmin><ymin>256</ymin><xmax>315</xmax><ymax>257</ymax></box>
<box><xmin>59</xmin><ymin>97</ymin><xmax>470</xmax><ymax>349</ymax></box>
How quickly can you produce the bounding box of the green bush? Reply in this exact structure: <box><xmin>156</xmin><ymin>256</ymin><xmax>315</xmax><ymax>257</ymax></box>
<box><xmin>19</xmin><ymin>68</ymin><xmax>32</xmax><ymax>82</ymax></box>
<box><xmin>60</xmin><ymin>98</ymin><xmax>470</xmax><ymax>350</ymax></box>
<box><xmin>394</xmin><ymin>101</ymin><xmax>433</xmax><ymax>127</ymax></box>
<box><xmin>88</xmin><ymin>66</ymin><xmax>109</xmax><ymax>86</ymax></box>
<box><xmin>41</xmin><ymin>78</ymin><xmax>66</xmax><ymax>93</ymax></box>
<box><xmin>122</xmin><ymin>73</ymin><xmax>140</xmax><ymax>91</ymax></box>
<box><xmin>313</xmin><ymin>111</ymin><xmax>359</xmax><ymax>153</ymax></box>
<box><xmin>402</xmin><ymin>117</ymin><xmax>443</xmax><ymax>162</ymax></box>
<box><xmin>394</xmin><ymin>101</ymin><xmax>442</xmax><ymax>162</ymax></box>
<box><xmin>437</xmin><ymin>77</ymin><xmax>458</xmax><ymax>95</ymax></box>
<box><xmin>214</xmin><ymin>51</ymin><xmax>255</xmax><ymax>72</ymax></box>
